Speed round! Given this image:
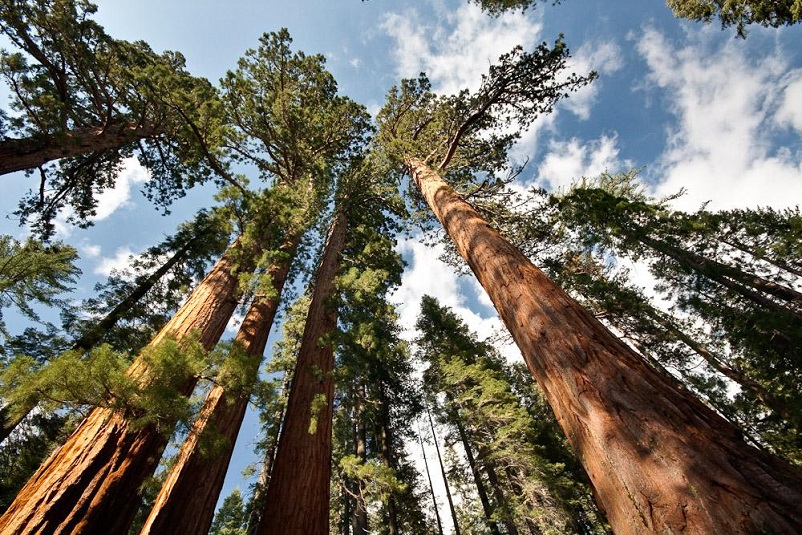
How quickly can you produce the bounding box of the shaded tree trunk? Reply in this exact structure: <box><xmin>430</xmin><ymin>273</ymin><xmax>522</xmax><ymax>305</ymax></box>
<box><xmin>418</xmin><ymin>428</ymin><xmax>445</xmax><ymax>535</ymax></box>
<box><xmin>0</xmin><ymin>229</ymin><xmax>204</xmax><ymax>445</ymax></box>
<box><xmin>72</xmin><ymin>229</ymin><xmax>204</xmax><ymax>352</ymax></box>
<box><xmin>0</xmin><ymin>238</ymin><xmax>246</xmax><ymax>535</ymax></box>
<box><xmin>406</xmin><ymin>156</ymin><xmax>802</xmax><ymax>534</ymax></box>
<box><xmin>0</xmin><ymin>122</ymin><xmax>158</xmax><ymax>176</ymax></box>
<box><xmin>452</xmin><ymin>411</ymin><xmax>500</xmax><ymax>535</ymax></box>
<box><xmin>139</xmin><ymin>237</ymin><xmax>296</xmax><ymax>535</ymax></box>
<box><xmin>246</xmin><ymin>374</ymin><xmax>290</xmax><ymax>535</ymax></box>
<box><xmin>483</xmin><ymin>462</ymin><xmax>519</xmax><ymax>535</ymax></box>
<box><xmin>427</xmin><ymin>408</ymin><xmax>461</xmax><ymax>535</ymax></box>
<box><xmin>639</xmin><ymin>234</ymin><xmax>802</xmax><ymax>315</ymax></box>
<box><xmin>257</xmin><ymin>210</ymin><xmax>346</xmax><ymax>535</ymax></box>
<box><xmin>353</xmin><ymin>381</ymin><xmax>369</xmax><ymax>535</ymax></box>
<box><xmin>376</xmin><ymin>383</ymin><xmax>400</xmax><ymax>535</ymax></box>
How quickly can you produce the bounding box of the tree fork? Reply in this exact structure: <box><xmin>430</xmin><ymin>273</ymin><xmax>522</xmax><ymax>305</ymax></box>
<box><xmin>406</xmin><ymin>156</ymin><xmax>802</xmax><ymax>534</ymax></box>
<box><xmin>139</xmin><ymin>236</ymin><xmax>297</xmax><ymax>535</ymax></box>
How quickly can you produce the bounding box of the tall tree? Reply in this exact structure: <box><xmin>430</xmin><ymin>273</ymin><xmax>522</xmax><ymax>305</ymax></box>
<box><xmin>257</xmin><ymin>206</ymin><xmax>347</xmax><ymax>535</ymax></box>
<box><xmin>0</xmin><ymin>231</ymin><xmax>252</xmax><ymax>534</ymax></box>
<box><xmin>0</xmin><ymin>0</ymin><xmax>229</xmax><ymax>235</ymax></box>
<box><xmin>137</xmin><ymin>219</ymin><xmax>301</xmax><ymax>535</ymax></box>
<box><xmin>376</xmin><ymin>39</ymin><xmax>802</xmax><ymax>532</ymax></box>
<box><xmin>416</xmin><ymin>295</ymin><xmax>606</xmax><ymax>534</ymax></box>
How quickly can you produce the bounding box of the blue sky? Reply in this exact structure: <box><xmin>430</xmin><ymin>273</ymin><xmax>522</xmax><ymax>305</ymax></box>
<box><xmin>2</xmin><ymin>0</ymin><xmax>802</xmax><ymax>528</ymax></box>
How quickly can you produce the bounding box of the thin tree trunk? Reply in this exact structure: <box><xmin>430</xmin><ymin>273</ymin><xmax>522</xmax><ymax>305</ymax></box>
<box><xmin>0</xmin><ymin>122</ymin><xmax>158</xmax><ymax>176</ymax></box>
<box><xmin>645</xmin><ymin>307</ymin><xmax>797</xmax><ymax>425</ymax></box>
<box><xmin>483</xmin><ymin>462</ymin><xmax>519</xmax><ymax>535</ymax></box>
<box><xmin>419</xmin><ymin>427</ymin><xmax>445</xmax><ymax>535</ymax></box>
<box><xmin>452</xmin><ymin>411</ymin><xmax>500</xmax><ymax>535</ymax></box>
<box><xmin>406</xmin><ymin>156</ymin><xmax>802</xmax><ymax>534</ymax></box>
<box><xmin>376</xmin><ymin>382</ymin><xmax>400</xmax><ymax>535</ymax></box>
<box><xmin>139</xmin><ymin>236</ymin><xmax>296</xmax><ymax>535</ymax></box>
<box><xmin>719</xmin><ymin>236</ymin><xmax>802</xmax><ymax>278</ymax></box>
<box><xmin>257</xmin><ymin>210</ymin><xmax>347</xmax><ymax>535</ymax></box>
<box><xmin>0</xmin><ymin>237</ymin><xmax>246</xmax><ymax>535</ymax></box>
<box><xmin>246</xmin><ymin>374</ymin><xmax>290</xmax><ymax>535</ymax></box>
<box><xmin>72</xmin><ymin>230</ymin><xmax>203</xmax><ymax>352</ymax></box>
<box><xmin>427</xmin><ymin>408</ymin><xmax>461</xmax><ymax>535</ymax></box>
<box><xmin>640</xmin><ymin>234</ymin><xmax>802</xmax><ymax>314</ymax></box>
<box><xmin>353</xmin><ymin>381</ymin><xmax>370</xmax><ymax>535</ymax></box>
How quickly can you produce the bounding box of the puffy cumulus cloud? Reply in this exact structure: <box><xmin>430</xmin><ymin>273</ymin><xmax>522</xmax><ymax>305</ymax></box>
<box><xmin>381</xmin><ymin>2</ymin><xmax>543</xmax><ymax>95</ymax></box>
<box><xmin>94</xmin><ymin>246</ymin><xmax>136</xmax><ymax>277</ymax></box>
<box><xmin>390</xmin><ymin>237</ymin><xmax>521</xmax><ymax>362</ymax></box>
<box><xmin>563</xmin><ymin>40</ymin><xmax>624</xmax><ymax>120</ymax></box>
<box><xmin>636</xmin><ymin>27</ymin><xmax>802</xmax><ymax>211</ymax></box>
<box><xmin>533</xmin><ymin>134</ymin><xmax>628</xmax><ymax>192</ymax></box>
<box><xmin>91</xmin><ymin>158</ymin><xmax>150</xmax><ymax>222</ymax></box>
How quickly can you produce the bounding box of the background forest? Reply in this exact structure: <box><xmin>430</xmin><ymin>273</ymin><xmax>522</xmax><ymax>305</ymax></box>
<box><xmin>0</xmin><ymin>0</ymin><xmax>801</xmax><ymax>533</ymax></box>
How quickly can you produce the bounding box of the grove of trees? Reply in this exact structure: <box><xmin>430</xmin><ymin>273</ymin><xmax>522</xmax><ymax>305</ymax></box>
<box><xmin>1</xmin><ymin>0</ymin><xmax>801</xmax><ymax>534</ymax></box>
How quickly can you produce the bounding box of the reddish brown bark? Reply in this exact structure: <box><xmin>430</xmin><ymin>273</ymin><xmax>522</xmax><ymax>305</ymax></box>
<box><xmin>257</xmin><ymin>211</ymin><xmax>346</xmax><ymax>535</ymax></box>
<box><xmin>406</xmin><ymin>156</ymin><xmax>802</xmax><ymax>534</ymax></box>
<box><xmin>139</xmin><ymin>241</ymin><xmax>296</xmax><ymax>535</ymax></box>
<box><xmin>0</xmin><ymin>238</ymin><xmax>245</xmax><ymax>535</ymax></box>
<box><xmin>0</xmin><ymin>122</ymin><xmax>159</xmax><ymax>176</ymax></box>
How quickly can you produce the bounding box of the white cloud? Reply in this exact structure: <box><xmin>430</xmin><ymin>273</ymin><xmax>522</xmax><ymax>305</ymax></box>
<box><xmin>381</xmin><ymin>2</ymin><xmax>543</xmax><ymax>95</ymax></box>
<box><xmin>564</xmin><ymin>40</ymin><xmax>624</xmax><ymax>120</ymax></box>
<box><xmin>79</xmin><ymin>242</ymin><xmax>101</xmax><ymax>258</ymax></box>
<box><xmin>636</xmin><ymin>27</ymin><xmax>802</xmax><ymax>210</ymax></box>
<box><xmin>776</xmin><ymin>74</ymin><xmax>802</xmax><ymax>133</ymax></box>
<box><xmin>91</xmin><ymin>158</ymin><xmax>150</xmax><ymax>222</ymax></box>
<box><xmin>390</xmin><ymin>237</ymin><xmax>521</xmax><ymax>362</ymax></box>
<box><xmin>533</xmin><ymin>134</ymin><xmax>629</xmax><ymax>192</ymax></box>
<box><xmin>94</xmin><ymin>247</ymin><xmax>136</xmax><ymax>277</ymax></box>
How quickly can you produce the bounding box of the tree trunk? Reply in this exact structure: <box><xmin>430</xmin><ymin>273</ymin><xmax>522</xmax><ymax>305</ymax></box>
<box><xmin>427</xmin><ymin>408</ymin><xmax>461</xmax><ymax>535</ymax></box>
<box><xmin>376</xmin><ymin>383</ymin><xmax>400</xmax><ymax>535</ymax></box>
<box><xmin>0</xmin><ymin>229</ymin><xmax>203</xmax><ymax>445</ymax></box>
<box><xmin>418</xmin><ymin>428</ymin><xmax>445</xmax><ymax>535</ymax></box>
<box><xmin>453</xmin><ymin>411</ymin><xmax>500</xmax><ymax>535</ymax></box>
<box><xmin>483</xmin><ymin>462</ymin><xmax>519</xmax><ymax>535</ymax></box>
<box><xmin>257</xmin><ymin>210</ymin><xmax>346</xmax><ymax>535</ymax></box>
<box><xmin>0</xmin><ymin>122</ymin><xmax>159</xmax><ymax>176</ymax></box>
<box><xmin>72</xmin><ymin>229</ymin><xmax>203</xmax><ymax>352</ymax></box>
<box><xmin>406</xmin><ymin>156</ymin><xmax>802</xmax><ymax>534</ymax></box>
<box><xmin>353</xmin><ymin>381</ymin><xmax>370</xmax><ymax>535</ymax></box>
<box><xmin>139</xmin><ymin>238</ymin><xmax>295</xmax><ymax>535</ymax></box>
<box><xmin>0</xmin><ymin>238</ymin><xmax>245</xmax><ymax>535</ymax></box>
<box><xmin>640</xmin><ymin>234</ymin><xmax>802</xmax><ymax>315</ymax></box>
<box><xmin>645</xmin><ymin>307</ymin><xmax>798</xmax><ymax>425</ymax></box>
<box><xmin>246</xmin><ymin>374</ymin><xmax>290</xmax><ymax>535</ymax></box>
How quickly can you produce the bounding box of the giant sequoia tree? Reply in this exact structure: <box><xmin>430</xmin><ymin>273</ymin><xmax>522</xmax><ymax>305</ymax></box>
<box><xmin>0</xmin><ymin>0</ymin><xmax>229</xmax><ymax>235</ymax></box>
<box><xmin>0</xmin><ymin>231</ymin><xmax>252</xmax><ymax>534</ymax></box>
<box><xmin>376</xmin><ymin>38</ymin><xmax>802</xmax><ymax>532</ymax></box>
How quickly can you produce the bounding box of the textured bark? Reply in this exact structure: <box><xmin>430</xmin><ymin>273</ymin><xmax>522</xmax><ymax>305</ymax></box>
<box><xmin>0</xmin><ymin>238</ymin><xmax>244</xmax><ymax>535</ymax></box>
<box><xmin>257</xmin><ymin>211</ymin><xmax>346</xmax><ymax>535</ymax></box>
<box><xmin>0</xmin><ymin>122</ymin><xmax>158</xmax><ymax>176</ymax></box>
<box><xmin>139</xmin><ymin>239</ymin><xmax>295</xmax><ymax>535</ymax></box>
<box><xmin>406</xmin><ymin>156</ymin><xmax>802</xmax><ymax>534</ymax></box>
